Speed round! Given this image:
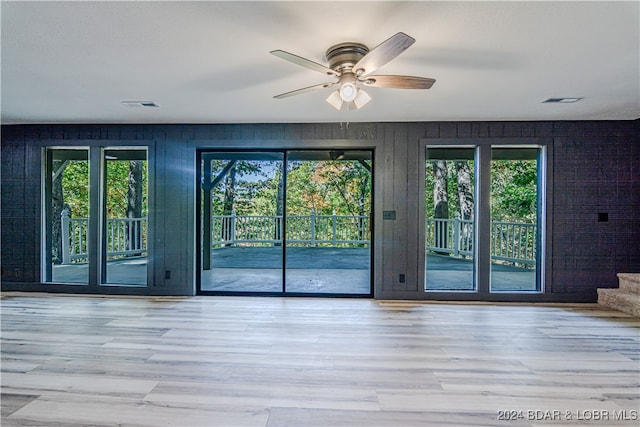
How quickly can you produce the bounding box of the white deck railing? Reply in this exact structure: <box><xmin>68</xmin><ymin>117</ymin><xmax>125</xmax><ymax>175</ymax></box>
<box><xmin>60</xmin><ymin>210</ymin><xmax>534</xmax><ymax>266</ymax></box>
<box><xmin>60</xmin><ymin>209</ymin><xmax>147</xmax><ymax>264</ymax></box>
<box><xmin>210</xmin><ymin>211</ymin><xmax>370</xmax><ymax>247</ymax></box>
<box><xmin>425</xmin><ymin>213</ymin><xmax>536</xmax><ymax>266</ymax></box>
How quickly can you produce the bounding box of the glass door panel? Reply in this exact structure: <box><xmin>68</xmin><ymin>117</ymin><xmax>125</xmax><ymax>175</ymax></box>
<box><xmin>103</xmin><ymin>149</ymin><xmax>148</xmax><ymax>286</ymax></box>
<box><xmin>490</xmin><ymin>148</ymin><xmax>539</xmax><ymax>292</ymax></box>
<box><xmin>200</xmin><ymin>152</ymin><xmax>284</xmax><ymax>292</ymax></box>
<box><xmin>45</xmin><ymin>149</ymin><xmax>90</xmax><ymax>284</ymax></box>
<box><xmin>285</xmin><ymin>150</ymin><xmax>372</xmax><ymax>295</ymax></box>
<box><xmin>425</xmin><ymin>148</ymin><xmax>476</xmax><ymax>291</ymax></box>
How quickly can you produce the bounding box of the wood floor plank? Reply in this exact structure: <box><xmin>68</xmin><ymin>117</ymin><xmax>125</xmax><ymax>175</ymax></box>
<box><xmin>2</xmin><ymin>293</ymin><xmax>639</xmax><ymax>426</ymax></box>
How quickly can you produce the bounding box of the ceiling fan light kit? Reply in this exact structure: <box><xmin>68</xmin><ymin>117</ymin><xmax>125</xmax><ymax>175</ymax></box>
<box><xmin>326</xmin><ymin>91</ymin><xmax>344</xmax><ymax>110</ymax></box>
<box><xmin>271</xmin><ymin>32</ymin><xmax>435</xmax><ymax>111</ymax></box>
<box><xmin>325</xmin><ymin>84</ymin><xmax>371</xmax><ymax>111</ymax></box>
<box><xmin>353</xmin><ymin>88</ymin><xmax>372</xmax><ymax>109</ymax></box>
<box><xmin>339</xmin><ymin>80</ymin><xmax>358</xmax><ymax>102</ymax></box>
<box><xmin>325</xmin><ymin>71</ymin><xmax>372</xmax><ymax>111</ymax></box>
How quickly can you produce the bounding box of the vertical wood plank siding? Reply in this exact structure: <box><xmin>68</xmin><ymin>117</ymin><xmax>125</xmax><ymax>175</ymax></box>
<box><xmin>1</xmin><ymin>120</ymin><xmax>639</xmax><ymax>301</ymax></box>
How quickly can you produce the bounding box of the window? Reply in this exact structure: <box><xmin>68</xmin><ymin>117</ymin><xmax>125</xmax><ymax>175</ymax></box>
<box><xmin>42</xmin><ymin>147</ymin><xmax>149</xmax><ymax>287</ymax></box>
<box><xmin>102</xmin><ymin>149</ymin><xmax>148</xmax><ymax>286</ymax></box>
<box><xmin>425</xmin><ymin>148</ymin><xmax>475</xmax><ymax>291</ymax></box>
<box><xmin>43</xmin><ymin>148</ymin><xmax>90</xmax><ymax>284</ymax></box>
<box><xmin>424</xmin><ymin>145</ymin><xmax>543</xmax><ymax>295</ymax></box>
<box><xmin>490</xmin><ymin>148</ymin><xmax>540</xmax><ymax>292</ymax></box>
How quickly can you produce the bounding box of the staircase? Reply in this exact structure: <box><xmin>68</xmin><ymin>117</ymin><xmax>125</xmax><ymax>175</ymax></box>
<box><xmin>597</xmin><ymin>273</ymin><xmax>640</xmax><ymax>317</ymax></box>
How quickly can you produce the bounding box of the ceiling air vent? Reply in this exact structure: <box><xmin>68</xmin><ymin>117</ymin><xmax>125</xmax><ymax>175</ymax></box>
<box><xmin>542</xmin><ymin>97</ymin><xmax>582</xmax><ymax>103</ymax></box>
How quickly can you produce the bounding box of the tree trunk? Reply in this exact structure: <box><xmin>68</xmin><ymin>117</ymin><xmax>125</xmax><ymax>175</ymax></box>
<box><xmin>126</xmin><ymin>161</ymin><xmax>143</xmax><ymax>252</ymax></box>
<box><xmin>222</xmin><ymin>163</ymin><xmax>237</xmax><ymax>214</ymax></box>
<box><xmin>455</xmin><ymin>161</ymin><xmax>474</xmax><ymax>220</ymax></box>
<box><xmin>358</xmin><ymin>174</ymin><xmax>369</xmax><ymax>243</ymax></box>
<box><xmin>433</xmin><ymin>160</ymin><xmax>449</xmax><ymax>254</ymax></box>
<box><xmin>51</xmin><ymin>160</ymin><xmax>65</xmax><ymax>264</ymax></box>
<box><xmin>222</xmin><ymin>163</ymin><xmax>237</xmax><ymax>244</ymax></box>
<box><xmin>455</xmin><ymin>161</ymin><xmax>474</xmax><ymax>255</ymax></box>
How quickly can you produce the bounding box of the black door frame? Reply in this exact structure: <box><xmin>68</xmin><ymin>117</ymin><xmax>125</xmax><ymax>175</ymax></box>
<box><xmin>195</xmin><ymin>148</ymin><xmax>374</xmax><ymax>297</ymax></box>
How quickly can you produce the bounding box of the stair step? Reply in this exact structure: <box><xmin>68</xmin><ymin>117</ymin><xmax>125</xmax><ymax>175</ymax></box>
<box><xmin>618</xmin><ymin>273</ymin><xmax>640</xmax><ymax>295</ymax></box>
<box><xmin>597</xmin><ymin>288</ymin><xmax>640</xmax><ymax>317</ymax></box>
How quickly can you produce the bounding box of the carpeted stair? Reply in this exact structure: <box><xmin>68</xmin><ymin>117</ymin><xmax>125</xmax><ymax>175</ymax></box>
<box><xmin>597</xmin><ymin>273</ymin><xmax>640</xmax><ymax>317</ymax></box>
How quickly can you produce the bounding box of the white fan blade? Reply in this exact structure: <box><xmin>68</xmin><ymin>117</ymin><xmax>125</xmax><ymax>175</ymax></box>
<box><xmin>363</xmin><ymin>75</ymin><xmax>435</xmax><ymax>89</ymax></box>
<box><xmin>270</xmin><ymin>50</ymin><xmax>338</xmax><ymax>77</ymax></box>
<box><xmin>353</xmin><ymin>32</ymin><xmax>415</xmax><ymax>76</ymax></box>
<box><xmin>274</xmin><ymin>82</ymin><xmax>336</xmax><ymax>99</ymax></box>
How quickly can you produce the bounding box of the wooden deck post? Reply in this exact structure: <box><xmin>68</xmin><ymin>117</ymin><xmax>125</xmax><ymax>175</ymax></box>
<box><xmin>61</xmin><ymin>209</ymin><xmax>71</xmax><ymax>264</ymax></box>
<box><xmin>453</xmin><ymin>212</ymin><xmax>461</xmax><ymax>256</ymax></box>
<box><xmin>311</xmin><ymin>210</ymin><xmax>316</xmax><ymax>247</ymax></box>
<box><xmin>230</xmin><ymin>210</ymin><xmax>237</xmax><ymax>246</ymax></box>
<box><xmin>202</xmin><ymin>159</ymin><xmax>212</xmax><ymax>270</ymax></box>
<box><xmin>332</xmin><ymin>210</ymin><xmax>337</xmax><ymax>246</ymax></box>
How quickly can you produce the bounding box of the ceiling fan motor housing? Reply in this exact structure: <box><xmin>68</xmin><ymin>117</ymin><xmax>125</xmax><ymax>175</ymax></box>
<box><xmin>325</xmin><ymin>43</ymin><xmax>369</xmax><ymax>73</ymax></box>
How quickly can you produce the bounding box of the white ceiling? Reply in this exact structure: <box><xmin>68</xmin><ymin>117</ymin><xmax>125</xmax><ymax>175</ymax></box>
<box><xmin>1</xmin><ymin>1</ymin><xmax>639</xmax><ymax>125</ymax></box>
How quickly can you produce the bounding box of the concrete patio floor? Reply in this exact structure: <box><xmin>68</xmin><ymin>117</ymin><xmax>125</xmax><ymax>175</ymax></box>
<box><xmin>202</xmin><ymin>246</ymin><xmax>371</xmax><ymax>294</ymax></box>
<box><xmin>52</xmin><ymin>257</ymin><xmax>147</xmax><ymax>286</ymax></box>
<box><xmin>51</xmin><ymin>247</ymin><xmax>536</xmax><ymax>293</ymax></box>
<box><xmin>202</xmin><ymin>247</ymin><xmax>536</xmax><ymax>293</ymax></box>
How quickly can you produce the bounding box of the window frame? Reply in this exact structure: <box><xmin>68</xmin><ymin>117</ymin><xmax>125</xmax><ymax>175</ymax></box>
<box><xmin>418</xmin><ymin>138</ymin><xmax>551</xmax><ymax>301</ymax></box>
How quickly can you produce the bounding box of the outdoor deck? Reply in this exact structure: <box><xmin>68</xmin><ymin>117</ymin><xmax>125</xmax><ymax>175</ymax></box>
<box><xmin>55</xmin><ymin>213</ymin><xmax>536</xmax><ymax>293</ymax></box>
<box><xmin>52</xmin><ymin>247</ymin><xmax>535</xmax><ymax>293</ymax></box>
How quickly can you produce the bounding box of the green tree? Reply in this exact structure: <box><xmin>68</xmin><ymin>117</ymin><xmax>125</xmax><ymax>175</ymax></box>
<box><xmin>51</xmin><ymin>160</ymin><xmax>66</xmax><ymax>264</ymax></box>
<box><xmin>126</xmin><ymin>161</ymin><xmax>144</xmax><ymax>250</ymax></box>
<box><xmin>285</xmin><ymin>161</ymin><xmax>327</xmax><ymax>214</ymax></box>
<box><xmin>105</xmin><ymin>161</ymin><xmax>148</xmax><ymax>218</ymax></box>
<box><xmin>491</xmin><ymin>160</ymin><xmax>537</xmax><ymax>222</ymax></box>
<box><xmin>208</xmin><ymin>160</ymin><xmax>271</xmax><ymax>215</ymax></box>
<box><xmin>61</xmin><ymin>161</ymin><xmax>89</xmax><ymax>218</ymax></box>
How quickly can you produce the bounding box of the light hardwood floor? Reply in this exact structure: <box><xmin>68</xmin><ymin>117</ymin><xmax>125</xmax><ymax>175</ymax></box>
<box><xmin>1</xmin><ymin>292</ymin><xmax>639</xmax><ymax>426</ymax></box>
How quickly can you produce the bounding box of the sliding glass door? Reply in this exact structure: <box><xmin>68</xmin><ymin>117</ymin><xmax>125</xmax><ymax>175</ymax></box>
<box><xmin>197</xmin><ymin>150</ymin><xmax>373</xmax><ymax>296</ymax></box>
<box><xmin>285</xmin><ymin>151</ymin><xmax>371</xmax><ymax>294</ymax></box>
<box><xmin>200</xmin><ymin>152</ymin><xmax>284</xmax><ymax>293</ymax></box>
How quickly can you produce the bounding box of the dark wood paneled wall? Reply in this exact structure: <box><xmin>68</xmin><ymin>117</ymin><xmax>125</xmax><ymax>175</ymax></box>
<box><xmin>2</xmin><ymin>120</ymin><xmax>638</xmax><ymax>301</ymax></box>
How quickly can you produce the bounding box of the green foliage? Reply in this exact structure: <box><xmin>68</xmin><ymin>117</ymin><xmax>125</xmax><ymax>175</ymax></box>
<box><xmin>285</xmin><ymin>161</ymin><xmax>371</xmax><ymax>216</ymax></box>
<box><xmin>208</xmin><ymin>159</ymin><xmax>371</xmax><ymax>217</ymax></box>
<box><xmin>319</xmin><ymin>160</ymin><xmax>372</xmax><ymax>216</ymax></box>
<box><xmin>490</xmin><ymin>160</ymin><xmax>537</xmax><ymax>222</ymax></box>
<box><xmin>286</xmin><ymin>162</ymin><xmax>325</xmax><ymax>214</ymax></box>
<box><xmin>60</xmin><ymin>160</ymin><xmax>148</xmax><ymax>219</ymax></box>
<box><xmin>61</xmin><ymin>154</ymin><xmax>536</xmax><ymax>224</ymax></box>
<box><xmin>425</xmin><ymin>160</ymin><xmax>474</xmax><ymax>218</ymax></box>
<box><xmin>105</xmin><ymin>161</ymin><xmax>148</xmax><ymax>218</ymax></box>
<box><xmin>209</xmin><ymin>160</ymin><xmax>279</xmax><ymax>215</ymax></box>
<box><xmin>61</xmin><ymin>161</ymin><xmax>90</xmax><ymax>217</ymax></box>
<box><xmin>425</xmin><ymin>159</ymin><xmax>537</xmax><ymax>222</ymax></box>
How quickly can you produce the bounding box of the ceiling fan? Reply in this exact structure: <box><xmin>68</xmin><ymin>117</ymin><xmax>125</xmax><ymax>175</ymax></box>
<box><xmin>270</xmin><ymin>32</ymin><xmax>435</xmax><ymax>110</ymax></box>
